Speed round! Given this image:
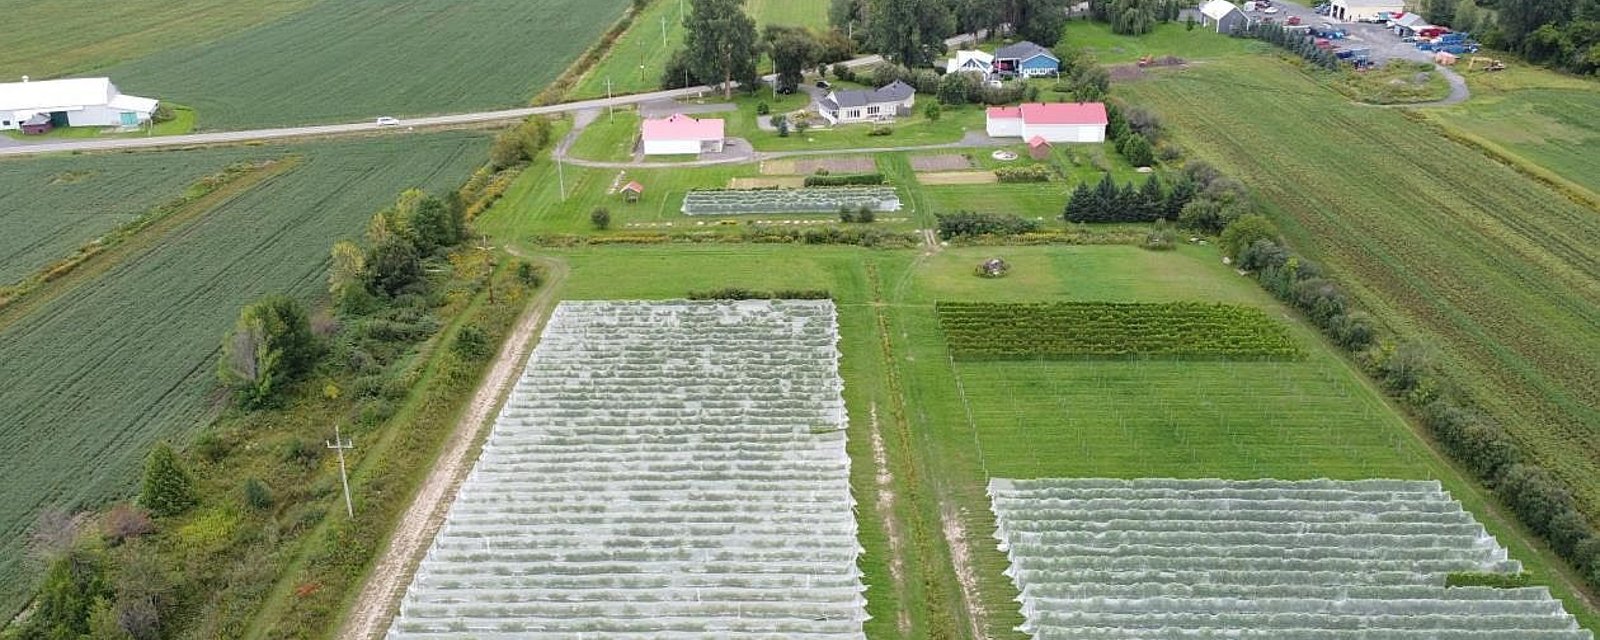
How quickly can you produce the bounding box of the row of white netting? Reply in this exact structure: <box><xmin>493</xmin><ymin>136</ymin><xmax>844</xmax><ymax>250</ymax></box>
<box><xmin>387</xmin><ymin>301</ymin><xmax>866</xmax><ymax>639</ymax></box>
<box><xmin>990</xmin><ymin>478</ymin><xmax>1593</xmax><ymax>640</ymax></box>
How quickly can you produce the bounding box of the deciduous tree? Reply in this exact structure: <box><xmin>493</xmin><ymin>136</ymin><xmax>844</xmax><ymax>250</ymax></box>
<box><xmin>685</xmin><ymin>0</ymin><xmax>760</xmax><ymax>98</ymax></box>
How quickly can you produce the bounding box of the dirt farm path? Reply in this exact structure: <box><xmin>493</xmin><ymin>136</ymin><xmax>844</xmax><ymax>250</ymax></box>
<box><xmin>337</xmin><ymin>256</ymin><xmax>569</xmax><ymax>640</ymax></box>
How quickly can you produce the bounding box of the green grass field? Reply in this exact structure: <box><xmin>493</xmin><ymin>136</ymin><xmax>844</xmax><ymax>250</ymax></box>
<box><xmin>102</xmin><ymin>0</ymin><xmax>630</xmax><ymax>130</ymax></box>
<box><xmin>1426</xmin><ymin>65</ymin><xmax>1600</xmax><ymax>196</ymax></box>
<box><xmin>0</xmin><ymin>132</ymin><xmax>487</xmax><ymax>617</ymax></box>
<box><xmin>567</xmin><ymin>109</ymin><xmax>642</xmax><ymax>162</ymax></box>
<box><xmin>0</xmin><ymin>0</ymin><xmax>314</xmax><ymax>79</ymax></box>
<box><xmin>1059</xmin><ymin>20</ymin><xmax>1271</xmax><ymax>63</ymax></box>
<box><xmin>502</xmin><ymin>242</ymin><xmax>1599</xmax><ymax>638</ymax></box>
<box><xmin>570</xmin><ymin>0</ymin><xmax>830</xmax><ymax>99</ymax></box>
<box><xmin>0</xmin><ymin>146</ymin><xmax>262</xmax><ymax>283</ymax></box>
<box><xmin>1120</xmin><ymin>57</ymin><xmax>1600</xmax><ymax>525</ymax></box>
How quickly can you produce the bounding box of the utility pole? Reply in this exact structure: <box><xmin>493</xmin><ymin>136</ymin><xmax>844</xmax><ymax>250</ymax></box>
<box><xmin>607</xmin><ymin>77</ymin><xmax>614</xmax><ymax>121</ymax></box>
<box><xmin>557</xmin><ymin>153</ymin><xmax>567</xmax><ymax>201</ymax></box>
<box><xmin>662</xmin><ymin>14</ymin><xmax>669</xmax><ymax>48</ymax></box>
<box><xmin>326</xmin><ymin>425</ymin><xmax>355</xmax><ymax>519</ymax></box>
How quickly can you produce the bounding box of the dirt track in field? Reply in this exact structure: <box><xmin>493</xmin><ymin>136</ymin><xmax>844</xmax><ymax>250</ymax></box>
<box><xmin>337</xmin><ymin>256</ymin><xmax>568</xmax><ymax>640</ymax></box>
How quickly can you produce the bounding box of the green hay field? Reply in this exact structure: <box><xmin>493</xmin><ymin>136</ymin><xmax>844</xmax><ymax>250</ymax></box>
<box><xmin>1120</xmin><ymin>56</ymin><xmax>1600</xmax><ymax>526</ymax></box>
<box><xmin>0</xmin><ymin>132</ymin><xmax>487</xmax><ymax>617</ymax></box>
<box><xmin>1426</xmin><ymin>65</ymin><xmax>1600</xmax><ymax>196</ymax></box>
<box><xmin>104</xmin><ymin>0</ymin><xmax>630</xmax><ymax>130</ymax></box>
<box><xmin>0</xmin><ymin>147</ymin><xmax>263</xmax><ymax>283</ymax></box>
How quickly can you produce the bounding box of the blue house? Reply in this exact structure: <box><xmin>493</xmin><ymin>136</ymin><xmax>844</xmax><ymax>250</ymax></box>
<box><xmin>993</xmin><ymin>41</ymin><xmax>1060</xmax><ymax>78</ymax></box>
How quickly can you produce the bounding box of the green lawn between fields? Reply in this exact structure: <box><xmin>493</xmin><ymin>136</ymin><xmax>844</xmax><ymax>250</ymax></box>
<box><xmin>1424</xmin><ymin>63</ymin><xmax>1600</xmax><ymax>197</ymax></box>
<box><xmin>484</xmin><ymin>239</ymin><xmax>1600</xmax><ymax>638</ymax></box>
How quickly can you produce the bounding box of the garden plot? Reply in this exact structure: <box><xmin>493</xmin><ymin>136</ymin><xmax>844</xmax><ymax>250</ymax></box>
<box><xmin>989</xmin><ymin>477</ymin><xmax>1593</xmax><ymax>640</ymax></box>
<box><xmin>917</xmin><ymin>171</ymin><xmax>997</xmax><ymax>185</ymax></box>
<box><xmin>761</xmin><ymin>157</ymin><xmax>876</xmax><ymax>175</ymax></box>
<box><xmin>388</xmin><ymin>300</ymin><xmax>866</xmax><ymax>639</ymax></box>
<box><xmin>682</xmin><ymin>187</ymin><xmax>901</xmax><ymax>215</ymax></box>
<box><xmin>910</xmin><ymin>154</ymin><xmax>974</xmax><ymax>171</ymax></box>
<box><xmin>728</xmin><ymin>176</ymin><xmax>805</xmax><ymax>189</ymax></box>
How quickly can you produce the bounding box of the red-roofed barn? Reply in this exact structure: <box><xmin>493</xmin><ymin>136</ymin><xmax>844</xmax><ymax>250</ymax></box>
<box><xmin>985</xmin><ymin>102</ymin><xmax>1107</xmax><ymax>143</ymax></box>
<box><xmin>640</xmin><ymin>114</ymin><xmax>725</xmax><ymax>156</ymax></box>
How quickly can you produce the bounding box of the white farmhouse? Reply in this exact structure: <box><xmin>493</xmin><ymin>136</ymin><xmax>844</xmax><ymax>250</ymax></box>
<box><xmin>0</xmin><ymin>77</ymin><xmax>158</xmax><ymax>132</ymax></box>
<box><xmin>819</xmin><ymin>81</ymin><xmax>916</xmax><ymax>125</ymax></box>
<box><xmin>945</xmin><ymin>50</ymin><xmax>995</xmax><ymax>76</ymax></box>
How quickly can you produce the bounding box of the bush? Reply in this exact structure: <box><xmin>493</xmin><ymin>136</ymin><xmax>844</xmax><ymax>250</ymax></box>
<box><xmin>516</xmin><ymin>261</ymin><xmax>543</xmax><ymax>287</ymax></box>
<box><xmin>935</xmin><ymin>211</ymin><xmax>1041</xmax><ymax>239</ymax></box>
<box><xmin>590</xmin><ymin>207</ymin><xmax>612</xmax><ymax>230</ymax></box>
<box><xmin>452</xmin><ymin>324</ymin><xmax>491</xmax><ymax>359</ymax></box>
<box><xmin>1143</xmin><ymin>221</ymin><xmax>1178</xmax><ymax>251</ymax></box>
<box><xmin>364</xmin><ymin>237</ymin><xmax>424</xmax><ymax>297</ymax></box>
<box><xmin>755</xmin><ymin>101</ymin><xmax>770</xmax><ymax>115</ymax></box>
<box><xmin>140</xmin><ymin>443</ymin><xmax>196</xmax><ymax>518</ymax></box>
<box><xmin>855</xmin><ymin>206</ymin><xmax>875</xmax><ymax>223</ymax></box>
<box><xmin>686</xmin><ymin>287</ymin><xmax>831</xmax><ymax>300</ymax></box>
<box><xmin>1120</xmin><ymin>133</ymin><xmax>1155</xmax><ymax>167</ymax></box>
<box><xmin>1218</xmin><ymin>213</ymin><xmax>1278</xmax><ymax>260</ymax></box>
<box><xmin>101</xmin><ymin>504</ymin><xmax>155</xmax><ymax>545</ymax></box>
<box><xmin>995</xmin><ymin>165</ymin><xmax>1052</xmax><ymax>183</ymax></box>
<box><xmin>219</xmin><ymin>295</ymin><xmax>319</xmax><ymax>408</ymax></box>
<box><xmin>243</xmin><ymin>477</ymin><xmax>274</xmax><ymax>510</ymax></box>
<box><xmin>804</xmin><ymin>173</ymin><xmax>884</xmax><ymax>186</ymax></box>
<box><xmin>866</xmin><ymin>125</ymin><xmax>892</xmax><ymax>137</ymax></box>
<box><xmin>923</xmin><ymin>102</ymin><xmax>941</xmax><ymax>121</ymax></box>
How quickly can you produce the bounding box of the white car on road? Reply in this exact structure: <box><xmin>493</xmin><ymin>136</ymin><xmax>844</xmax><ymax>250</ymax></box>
<box><xmin>375</xmin><ymin>116</ymin><xmax>400</xmax><ymax>126</ymax></box>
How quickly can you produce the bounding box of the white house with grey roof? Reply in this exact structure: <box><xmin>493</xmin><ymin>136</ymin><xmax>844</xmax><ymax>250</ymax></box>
<box><xmin>993</xmin><ymin>41</ymin><xmax>1061</xmax><ymax>77</ymax></box>
<box><xmin>818</xmin><ymin>80</ymin><xmax>916</xmax><ymax>125</ymax></box>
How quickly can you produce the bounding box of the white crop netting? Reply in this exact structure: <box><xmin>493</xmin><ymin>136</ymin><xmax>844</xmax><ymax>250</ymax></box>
<box><xmin>386</xmin><ymin>300</ymin><xmax>866</xmax><ymax>639</ymax></box>
<box><xmin>989</xmin><ymin>477</ymin><xmax>1594</xmax><ymax>640</ymax></box>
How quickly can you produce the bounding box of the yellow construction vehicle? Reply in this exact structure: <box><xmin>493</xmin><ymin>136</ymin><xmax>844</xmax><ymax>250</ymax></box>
<box><xmin>1468</xmin><ymin>56</ymin><xmax>1507</xmax><ymax>71</ymax></box>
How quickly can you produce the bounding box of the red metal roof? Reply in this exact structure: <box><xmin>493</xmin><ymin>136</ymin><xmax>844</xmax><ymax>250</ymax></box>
<box><xmin>986</xmin><ymin>106</ymin><xmax>1022</xmax><ymax>119</ymax></box>
<box><xmin>1027</xmin><ymin>136</ymin><xmax>1051</xmax><ymax>148</ymax></box>
<box><xmin>622</xmin><ymin>181</ymin><xmax>644</xmax><ymax>193</ymax></box>
<box><xmin>641</xmin><ymin>114</ymin><xmax>724</xmax><ymax>141</ymax></box>
<box><xmin>1018</xmin><ymin>102</ymin><xmax>1108</xmax><ymax>126</ymax></box>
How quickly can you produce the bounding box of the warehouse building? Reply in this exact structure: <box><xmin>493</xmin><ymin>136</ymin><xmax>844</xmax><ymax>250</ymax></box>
<box><xmin>1330</xmin><ymin>0</ymin><xmax>1406</xmax><ymax>22</ymax></box>
<box><xmin>0</xmin><ymin>77</ymin><xmax>158</xmax><ymax>132</ymax></box>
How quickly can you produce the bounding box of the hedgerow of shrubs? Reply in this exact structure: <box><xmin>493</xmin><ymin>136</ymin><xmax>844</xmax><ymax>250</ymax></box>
<box><xmin>934</xmin><ymin>211</ymin><xmax>1041</xmax><ymax>239</ymax></box>
<box><xmin>804</xmin><ymin>173</ymin><xmax>884</xmax><ymax>186</ymax></box>
<box><xmin>936</xmin><ymin>301</ymin><xmax>1303</xmax><ymax>361</ymax></box>
<box><xmin>995</xmin><ymin>165</ymin><xmax>1052</xmax><ymax>183</ymax></box>
<box><xmin>686</xmin><ymin>288</ymin><xmax>832</xmax><ymax>300</ymax></box>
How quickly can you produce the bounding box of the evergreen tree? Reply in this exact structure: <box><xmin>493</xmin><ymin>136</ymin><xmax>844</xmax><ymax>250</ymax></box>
<box><xmin>140</xmin><ymin>443</ymin><xmax>196</xmax><ymax>518</ymax></box>
<box><xmin>1063</xmin><ymin>182</ymin><xmax>1095</xmax><ymax>222</ymax></box>
<box><xmin>1090</xmin><ymin>173</ymin><xmax>1120</xmax><ymax>222</ymax></box>
<box><xmin>1121</xmin><ymin>133</ymin><xmax>1155</xmax><ymax>167</ymax></box>
<box><xmin>1165</xmin><ymin>176</ymin><xmax>1197</xmax><ymax>219</ymax></box>
<box><xmin>1138</xmin><ymin>175</ymin><xmax>1165</xmax><ymax>221</ymax></box>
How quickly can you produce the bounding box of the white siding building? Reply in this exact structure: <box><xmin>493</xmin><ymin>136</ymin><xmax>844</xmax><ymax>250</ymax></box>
<box><xmin>1330</xmin><ymin>0</ymin><xmax>1406</xmax><ymax>22</ymax></box>
<box><xmin>985</xmin><ymin>103</ymin><xmax>1108</xmax><ymax>143</ymax></box>
<box><xmin>0</xmin><ymin>77</ymin><xmax>157</xmax><ymax>131</ymax></box>
<box><xmin>640</xmin><ymin>114</ymin><xmax>725</xmax><ymax>156</ymax></box>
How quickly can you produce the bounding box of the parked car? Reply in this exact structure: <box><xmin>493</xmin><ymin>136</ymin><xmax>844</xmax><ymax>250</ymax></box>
<box><xmin>815</xmin><ymin>80</ymin><xmax>831</xmax><ymax>89</ymax></box>
<box><xmin>375</xmin><ymin>116</ymin><xmax>400</xmax><ymax>126</ymax></box>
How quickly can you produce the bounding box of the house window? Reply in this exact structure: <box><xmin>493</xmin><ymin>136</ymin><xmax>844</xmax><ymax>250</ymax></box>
<box><xmin>847</xmin><ymin>109</ymin><xmax>860</xmax><ymax>119</ymax></box>
<box><xmin>2</xmin><ymin>121</ymin><xmax>9</xmax><ymax>127</ymax></box>
<box><xmin>866</xmin><ymin>106</ymin><xmax>880</xmax><ymax>116</ymax></box>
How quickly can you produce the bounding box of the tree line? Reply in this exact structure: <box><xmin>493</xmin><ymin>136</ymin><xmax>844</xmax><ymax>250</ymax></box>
<box><xmin>1422</xmin><ymin>0</ymin><xmax>1599</xmax><ymax>74</ymax></box>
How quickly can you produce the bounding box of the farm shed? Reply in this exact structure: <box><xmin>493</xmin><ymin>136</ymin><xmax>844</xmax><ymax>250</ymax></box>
<box><xmin>0</xmin><ymin>77</ymin><xmax>157</xmax><ymax>131</ymax></box>
<box><xmin>1330</xmin><ymin>0</ymin><xmax>1405</xmax><ymax>22</ymax></box>
<box><xmin>620</xmin><ymin>181</ymin><xmax>644</xmax><ymax>202</ymax></box>
<box><xmin>1028</xmin><ymin>136</ymin><xmax>1052</xmax><ymax>160</ymax></box>
<box><xmin>993</xmin><ymin>41</ymin><xmax>1061</xmax><ymax>77</ymax></box>
<box><xmin>640</xmin><ymin>114</ymin><xmax>724</xmax><ymax>156</ymax></box>
<box><xmin>19</xmin><ymin>113</ymin><xmax>52</xmax><ymax>135</ymax></box>
<box><xmin>986</xmin><ymin>102</ymin><xmax>1108</xmax><ymax>143</ymax></box>
<box><xmin>1389</xmin><ymin>12</ymin><xmax>1431</xmax><ymax>36</ymax></box>
<box><xmin>1199</xmin><ymin>0</ymin><xmax>1248</xmax><ymax>34</ymax></box>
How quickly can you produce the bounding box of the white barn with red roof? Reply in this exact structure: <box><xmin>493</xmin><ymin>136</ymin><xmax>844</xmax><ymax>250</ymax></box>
<box><xmin>640</xmin><ymin>113</ymin><xmax>725</xmax><ymax>156</ymax></box>
<box><xmin>986</xmin><ymin>103</ymin><xmax>1108</xmax><ymax>143</ymax></box>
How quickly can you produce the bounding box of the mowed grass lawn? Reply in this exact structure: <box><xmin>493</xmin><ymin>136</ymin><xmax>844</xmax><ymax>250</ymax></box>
<box><xmin>105</xmin><ymin>0</ymin><xmax>630</xmax><ymax>130</ymax></box>
<box><xmin>1059</xmin><ymin>20</ymin><xmax>1272</xmax><ymax>63</ymax></box>
<box><xmin>1425</xmin><ymin>64</ymin><xmax>1600</xmax><ymax>196</ymax></box>
<box><xmin>509</xmin><ymin>243</ymin><xmax>1600</xmax><ymax>638</ymax></box>
<box><xmin>0</xmin><ymin>132</ymin><xmax>487</xmax><ymax>618</ymax></box>
<box><xmin>0</xmin><ymin>0</ymin><xmax>314</xmax><ymax>79</ymax></box>
<box><xmin>1120</xmin><ymin>57</ymin><xmax>1600</xmax><ymax>523</ymax></box>
<box><xmin>0</xmin><ymin>146</ymin><xmax>262</xmax><ymax>283</ymax></box>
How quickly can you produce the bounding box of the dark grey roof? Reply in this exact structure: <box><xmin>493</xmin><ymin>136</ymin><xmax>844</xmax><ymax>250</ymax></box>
<box><xmin>829</xmin><ymin>80</ymin><xmax>916</xmax><ymax>109</ymax></box>
<box><xmin>994</xmin><ymin>41</ymin><xmax>1057</xmax><ymax>62</ymax></box>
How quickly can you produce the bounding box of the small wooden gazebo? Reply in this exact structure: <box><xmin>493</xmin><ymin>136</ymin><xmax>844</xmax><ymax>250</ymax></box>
<box><xmin>620</xmin><ymin>181</ymin><xmax>644</xmax><ymax>203</ymax></box>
